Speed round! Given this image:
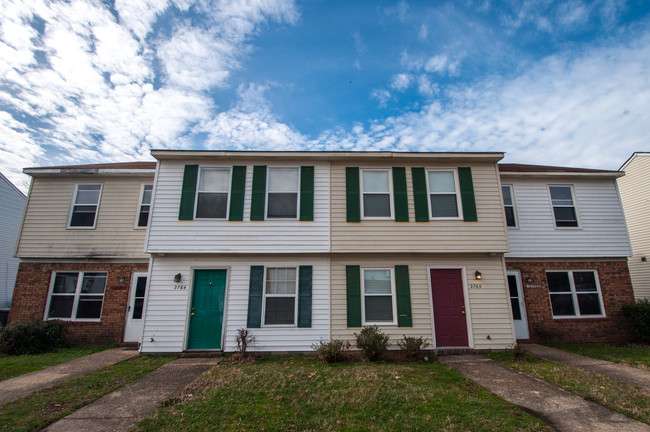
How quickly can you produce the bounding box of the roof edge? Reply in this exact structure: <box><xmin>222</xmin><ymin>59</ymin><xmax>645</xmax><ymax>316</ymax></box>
<box><xmin>619</xmin><ymin>152</ymin><xmax>650</xmax><ymax>171</ymax></box>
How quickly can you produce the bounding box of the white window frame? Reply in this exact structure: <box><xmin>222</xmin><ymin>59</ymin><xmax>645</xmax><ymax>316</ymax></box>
<box><xmin>360</xmin><ymin>169</ymin><xmax>394</xmax><ymax>220</ymax></box>
<box><xmin>265</xmin><ymin>167</ymin><xmax>300</xmax><ymax>220</ymax></box>
<box><xmin>261</xmin><ymin>266</ymin><xmax>299</xmax><ymax>327</ymax></box>
<box><xmin>135</xmin><ymin>184</ymin><xmax>153</xmax><ymax>229</ymax></box>
<box><xmin>548</xmin><ymin>184</ymin><xmax>580</xmax><ymax>229</ymax></box>
<box><xmin>194</xmin><ymin>166</ymin><xmax>232</xmax><ymax>219</ymax></box>
<box><xmin>67</xmin><ymin>184</ymin><xmax>103</xmax><ymax>229</ymax></box>
<box><xmin>546</xmin><ymin>270</ymin><xmax>606</xmax><ymax>319</ymax></box>
<box><xmin>425</xmin><ymin>169</ymin><xmax>463</xmax><ymax>220</ymax></box>
<box><xmin>44</xmin><ymin>271</ymin><xmax>107</xmax><ymax>322</ymax></box>
<box><xmin>502</xmin><ymin>184</ymin><xmax>518</xmax><ymax>228</ymax></box>
<box><xmin>361</xmin><ymin>267</ymin><xmax>397</xmax><ymax>326</ymax></box>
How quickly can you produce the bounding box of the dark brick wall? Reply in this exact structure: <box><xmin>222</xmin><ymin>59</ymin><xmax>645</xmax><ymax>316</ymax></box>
<box><xmin>9</xmin><ymin>262</ymin><xmax>148</xmax><ymax>345</ymax></box>
<box><xmin>507</xmin><ymin>260</ymin><xmax>635</xmax><ymax>343</ymax></box>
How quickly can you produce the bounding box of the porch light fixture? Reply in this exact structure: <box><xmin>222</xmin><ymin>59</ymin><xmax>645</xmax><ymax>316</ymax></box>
<box><xmin>118</xmin><ymin>276</ymin><xmax>126</xmax><ymax>284</ymax></box>
<box><xmin>525</xmin><ymin>276</ymin><xmax>533</xmax><ymax>283</ymax></box>
<box><xmin>474</xmin><ymin>271</ymin><xmax>482</xmax><ymax>280</ymax></box>
<box><xmin>173</xmin><ymin>273</ymin><xmax>182</xmax><ymax>283</ymax></box>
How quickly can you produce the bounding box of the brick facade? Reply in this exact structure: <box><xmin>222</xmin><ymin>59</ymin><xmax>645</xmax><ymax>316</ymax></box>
<box><xmin>506</xmin><ymin>260</ymin><xmax>635</xmax><ymax>343</ymax></box>
<box><xmin>9</xmin><ymin>262</ymin><xmax>148</xmax><ymax>345</ymax></box>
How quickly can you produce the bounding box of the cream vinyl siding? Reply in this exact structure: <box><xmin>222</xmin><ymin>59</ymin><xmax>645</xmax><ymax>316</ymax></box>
<box><xmin>16</xmin><ymin>176</ymin><xmax>152</xmax><ymax>259</ymax></box>
<box><xmin>330</xmin><ymin>161</ymin><xmax>509</xmax><ymax>253</ymax></box>
<box><xmin>145</xmin><ymin>160</ymin><xmax>330</xmax><ymax>254</ymax></box>
<box><xmin>140</xmin><ymin>255</ymin><xmax>330</xmax><ymax>353</ymax></box>
<box><xmin>618</xmin><ymin>154</ymin><xmax>650</xmax><ymax>298</ymax></box>
<box><xmin>505</xmin><ymin>177</ymin><xmax>631</xmax><ymax>258</ymax></box>
<box><xmin>0</xmin><ymin>174</ymin><xmax>26</xmax><ymax>308</ymax></box>
<box><xmin>330</xmin><ymin>254</ymin><xmax>515</xmax><ymax>350</ymax></box>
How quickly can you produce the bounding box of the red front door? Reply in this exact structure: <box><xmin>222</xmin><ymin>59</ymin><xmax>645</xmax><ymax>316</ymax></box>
<box><xmin>430</xmin><ymin>269</ymin><xmax>469</xmax><ymax>347</ymax></box>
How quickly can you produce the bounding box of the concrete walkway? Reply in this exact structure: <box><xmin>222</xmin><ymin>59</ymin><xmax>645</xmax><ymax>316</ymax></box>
<box><xmin>523</xmin><ymin>344</ymin><xmax>650</xmax><ymax>389</ymax></box>
<box><xmin>0</xmin><ymin>348</ymin><xmax>139</xmax><ymax>405</ymax></box>
<box><xmin>45</xmin><ymin>357</ymin><xmax>220</xmax><ymax>432</ymax></box>
<box><xmin>440</xmin><ymin>355</ymin><xmax>650</xmax><ymax>432</ymax></box>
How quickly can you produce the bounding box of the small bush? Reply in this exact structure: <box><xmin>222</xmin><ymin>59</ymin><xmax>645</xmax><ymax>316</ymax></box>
<box><xmin>622</xmin><ymin>299</ymin><xmax>650</xmax><ymax>343</ymax></box>
<box><xmin>512</xmin><ymin>343</ymin><xmax>527</xmax><ymax>362</ymax></box>
<box><xmin>396</xmin><ymin>335</ymin><xmax>428</xmax><ymax>361</ymax></box>
<box><xmin>0</xmin><ymin>321</ymin><xmax>69</xmax><ymax>355</ymax></box>
<box><xmin>235</xmin><ymin>328</ymin><xmax>256</xmax><ymax>355</ymax></box>
<box><xmin>312</xmin><ymin>339</ymin><xmax>350</xmax><ymax>363</ymax></box>
<box><xmin>355</xmin><ymin>326</ymin><xmax>390</xmax><ymax>361</ymax></box>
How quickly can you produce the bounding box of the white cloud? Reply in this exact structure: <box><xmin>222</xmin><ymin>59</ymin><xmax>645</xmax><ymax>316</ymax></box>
<box><xmin>370</xmin><ymin>88</ymin><xmax>391</xmax><ymax>108</ymax></box>
<box><xmin>418</xmin><ymin>24</ymin><xmax>428</xmax><ymax>41</ymax></box>
<box><xmin>390</xmin><ymin>73</ymin><xmax>412</xmax><ymax>92</ymax></box>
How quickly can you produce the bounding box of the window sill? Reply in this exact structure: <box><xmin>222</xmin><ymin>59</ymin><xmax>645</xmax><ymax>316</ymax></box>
<box><xmin>45</xmin><ymin>318</ymin><xmax>102</xmax><ymax>322</ymax></box>
<box><xmin>551</xmin><ymin>315</ymin><xmax>607</xmax><ymax>320</ymax></box>
<box><xmin>66</xmin><ymin>226</ymin><xmax>97</xmax><ymax>230</ymax></box>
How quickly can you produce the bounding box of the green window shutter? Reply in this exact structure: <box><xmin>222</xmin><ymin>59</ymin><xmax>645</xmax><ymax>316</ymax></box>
<box><xmin>300</xmin><ymin>166</ymin><xmax>314</xmax><ymax>221</ymax></box>
<box><xmin>178</xmin><ymin>165</ymin><xmax>198</xmax><ymax>220</ymax></box>
<box><xmin>411</xmin><ymin>167</ymin><xmax>429</xmax><ymax>222</ymax></box>
<box><xmin>250</xmin><ymin>166</ymin><xmax>267</xmax><ymax>221</ymax></box>
<box><xmin>392</xmin><ymin>167</ymin><xmax>409</xmax><ymax>222</ymax></box>
<box><xmin>246</xmin><ymin>266</ymin><xmax>264</xmax><ymax>328</ymax></box>
<box><xmin>228</xmin><ymin>166</ymin><xmax>246</xmax><ymax>221</ymax></box>
<box><xmin>395</xmin><ymin>265</ymin><xmax>412</xmax><ymax>327</ymax></box>
<box><xmin>458</xmin><ymin>167</ymin><xmax>478</xmax><ymax>222</ymax></box>
<box><xmin>346</xmin><ymin>167</ymin><xmax>360</xmax><ymax>222</ymax></box>
<box><xmin>346</xmin><ymin>265</ymin><xmax>362</xmax><ymax>327</ymax></box>
<box><xmin>298</xmin><ymin>266</ymin><xmax>312</xmax><ymax>328</ymax></box>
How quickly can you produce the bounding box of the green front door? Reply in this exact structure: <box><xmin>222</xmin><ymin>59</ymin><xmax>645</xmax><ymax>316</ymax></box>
<box><xmin>187</xmin><ymin>270</ymin><xmax>227</xmax><ymax>350</ymax></box>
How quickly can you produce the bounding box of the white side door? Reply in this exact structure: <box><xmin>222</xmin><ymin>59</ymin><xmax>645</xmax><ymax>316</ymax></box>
<box><xmin>123</xmin><ymin>272</ymin><xmax>148</xmax><ymax>343</ymax></box>
<box><xmin>507</xmin><ymin>270</ymin><xmax>530</xmax><ymax>340</ymax></box>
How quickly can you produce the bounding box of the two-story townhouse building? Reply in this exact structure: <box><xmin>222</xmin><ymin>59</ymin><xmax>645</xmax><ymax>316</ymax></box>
<box><xmin>140</xmin><ymin>150</ymin><xmax>516</xmax><ymax>353</ymax></box>
<box><xmin>10</xmin><ymin>162</ymin><xmax>156</xmax><ymax>345</ymax></box>
<box><xmin>500</xmin><ymin>164</ymin><xmax>634</xmax><ymax>343</ymax></box>
<box><xmin>618</xmin><ymin>152</ymin><xmax>650</xmax><ymax>300</ymax></box>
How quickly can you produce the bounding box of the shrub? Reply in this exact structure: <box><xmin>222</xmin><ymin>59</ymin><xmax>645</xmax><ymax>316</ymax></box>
<box><xmin>622</xmin><ymin>299</ymin><xmax>650</xmax><ymax>343</ymax></box>
<box><xmin>355</xmin><ymin>326</ymin><xmax>390</xmax><ymax>361</ymax></box>
<box><xmin>396</xmin><ymin>335</ymin><xmax>428</xmax><ymax>361</ymax></box>
<box><xmin>235</xmin><ymin>328</ymin><xmax>256</xmax><ymax>355</ymax></box>
<box><xmin>312</xmin><ymin>339</ymin><xmax>350</xmax><ymax>363</ymax></box>
<box><xmin>512</xmin><ymin>343</ymin><xmax>527</xmax><ymax>362</ymax></box>
<box><xmin>0</xmin><ymin>321</ymin><xmax>69</xmax><ymax>355</ymax></box>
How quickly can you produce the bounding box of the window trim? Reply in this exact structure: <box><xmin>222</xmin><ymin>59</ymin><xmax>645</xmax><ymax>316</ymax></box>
<box><xmin>193</xmin><ymin>166</ymin><xmax>232</xmax><ymax>220</ymax></box>
<box><xmin>548</xmin><ymin>184</ymin><xmax>580</xmax><ymax>229</ymax></box>
<box><xmin>360</xmin><ymin>168</ymin><xmax>394</xmax><ymax>220</ymax></box>
<box><xmin>261</xmin><ymin>266</ymin><xmax>299</xmax><ymax>327</ymax></box>
<box><xmin>502</xmin><ymin>184</ymin><xmax>518</xmax><ymax>229</ymax></box>
<box><xmin>265</xmin><ymin>167</ymin><xmax>301</xmax><ymax>220</ymax></box>
<box><xmin>361</xmin><ymin>267</ymin><xmax>398</xmax><ymax>326</ymax></box>
<box><xmin>43</xmin><ymin>271</ymin><xmax>107</xmax><ymax>322</ymax></box>
<box><xmin>67</xmin><ymin>184</ymin><xmax>103</xmax><ymax>229</ymax></box>
<box><xmin>135</xmin><ymin>183</ymin><xmax>153</xmax><ymax>229</ymax></box>
<box><xmin>546</xmin><ymin>269</ymin><xmax>606</xmax><ymax>319</ymax></box>
<box><xmin>425</xmin><ymin>168</ymin><xmax>463</xmax><ymax>220</ymax></box>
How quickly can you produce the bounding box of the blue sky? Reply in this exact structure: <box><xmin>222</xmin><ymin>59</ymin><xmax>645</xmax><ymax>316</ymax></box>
<box><xmin>1</xmin><ymin>0</ymin><xmax>650</xmax><ymax>190</ymax></box>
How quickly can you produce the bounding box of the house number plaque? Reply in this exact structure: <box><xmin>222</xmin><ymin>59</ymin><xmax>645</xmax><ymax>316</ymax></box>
<box><xmin>173</xmin><ymin>285</ymin><xmax>188</xmax><ymax>290</ymax></box>
<box><xmin>468</xmin><ymin>283</ymin><xmax>482</xmax><ymax>289</ymax></box>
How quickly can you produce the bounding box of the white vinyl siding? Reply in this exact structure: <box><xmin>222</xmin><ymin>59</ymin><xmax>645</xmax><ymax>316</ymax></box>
<box><xmin>505</xmin><ymin>177</ymin><xmax>631</xmax><ymax>258</ymax></box>
<box><xmin>0</xmin><ymin>174</ymin><xmax>26</xmax><ymax>309</ymax></box>
<box><xmin>140</xmin><ymin>256</ymin><xmax>330</xmax><ymax>353</ymax></box>
<box><xmin>146</xmin><ymin>160</ymin><xmax>330</xmax><ymax>254</ymax></box>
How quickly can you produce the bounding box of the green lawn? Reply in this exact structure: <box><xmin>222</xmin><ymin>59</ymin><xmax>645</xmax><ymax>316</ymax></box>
<box><xmin>133</xmin><ymin>355</ymin><xmax>551</xmax><ymax>432</ymax></box>
<box><xmin>0</xmin><ymin>355</ymin><xmax>173</xmax><ymax>432</ymax></box>
<box><xmin>489</xmin><ymin>351</ymin><xmax>650</xmax><ymax>424</ymax></box>
<box><xmin>0</xmin><ymin>346</ymin><xmax>113</xmax><ymax>381</ymax></box>
<box><xmin>550</xmin><ymin>342</ymin><xmax>650</xmax><ymax>368</ymax></box>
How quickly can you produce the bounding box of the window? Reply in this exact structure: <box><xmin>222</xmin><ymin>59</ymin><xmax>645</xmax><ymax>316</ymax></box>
<box><xmin>45</xmin><ymin>272</ymin><xmax>107</xmax><ymax>320</ymax></box>
<box><xmin>502</xmin><ymin>185</ymin><xmax>517</xmax><ymax>227</ymax></box>
<box><xmin>546</xmin><ymin>270</ymin><xmax>604</xmax><ymax>318</ymax></box>
<box><xmin>263</xmin><ymin>267</ymin><xmax>297</xmax><ymax>325</ymax></box>
<box><xmin>427</xmin><ymin>170</ymin><xmax>461</xmax><ymax>218</ymax></box>
<box><xmin>267</xmin><ymin>168</ymin><xmax>299</xmax><ymax>218</ymax></box>
<box><xmin>549</xmin><ymin>186</ymin><xmax>578</xmax><ymax>227</ymax></box>
<box><xmin>362</xmin><ymin>170</ymin><xmax>392</xmax><ymax>218</ymax></box>
<box><xmin>362</xmin><ymin>268</ymin><xmax>396</xmax><ymax>324</ymax></box>
<box><xmin>69</xmin><ymin>184</ymin><xmax>102</xmax><ymax>228</ymax></box>
<box><xmin>196</xmin><ymin>168</ymin><xmax>230</xmax><ymax>218</ymax></box>
<box><xmin>136</xmin><ymin>184</ymin><xmax>153</xmax><ymax>227</ymax></box>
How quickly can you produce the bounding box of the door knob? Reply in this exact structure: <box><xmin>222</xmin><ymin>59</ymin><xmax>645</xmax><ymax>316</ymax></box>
<box><xmin>190</xmin><ymin>313</ymin><xmax>194</xmax><ymax>317</ymax></box>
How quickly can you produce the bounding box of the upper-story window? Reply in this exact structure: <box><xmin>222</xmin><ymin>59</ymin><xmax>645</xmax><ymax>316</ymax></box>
<box><xmin>427</xmin><ymin>170</ymin><xmax>461</xmax><ymax>218</ymax></box>
<box><xmin>502</xmin><ymin>185</ymin><xmax>517</xmax><ymax>227</ymax></box>
<box><xmin>362</xmin><ymin>169</ymin><xmax>392</xmax><ymax>218</ymax></box>
<box><xmin>68</xmin><ymin>184</ymin><xmax>102</xmax><ymax>228</ymax></box>
<box><xmin>267</xmin><ymin>168</ymin><xmax>299</xmax><ymax>219</ymax></box>
<box><xmin>549</xmin><ymin>185</ymin><xmax>578</xmax><ymax>227</ymax></box>
<box><xmin>136</xmin><ymin>184</ymin><xmax>153</xmax><ymax>227</ymax></box>
<box><xmin>546</xmin><ymin>270</ymin><xmax>604</xmax><ymax>318</ymax></box>
<box><xmin>196</xmin><ymin>168</ymin><xmax>230</xmax><ymax>219</ymax></box>
<box><xmin>45</xmin><ymin>271</ymin><xmax>107</xmax><ymax>320</ymax></box>
<box><xmin>362</xmin><ymin>268</ymin><xmax>397</xmax><ymax>325</ymax></box>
